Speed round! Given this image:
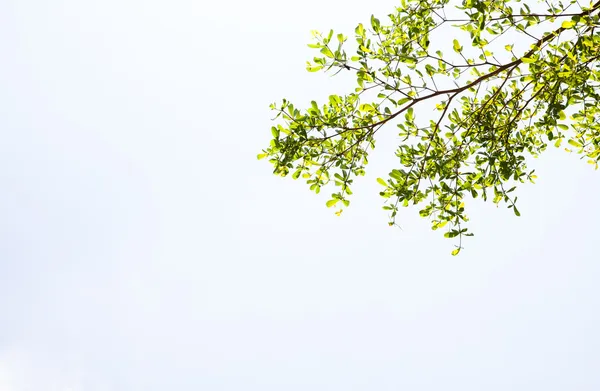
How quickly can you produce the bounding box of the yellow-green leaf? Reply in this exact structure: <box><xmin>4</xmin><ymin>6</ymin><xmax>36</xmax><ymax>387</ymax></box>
<box><xmin>359</xmin><ymin>103</ymin><xmax>375</xmax><ymax>112</ymax></box>
<box><xmin>568</xmin><ymin>139</ymin><xmax>582</xmax><ymax>148</ymax></box>
<box><xmin>326</xmin><ymin>199</ymin><xmax>339</xmax><ymax>208</ymax></box>
<box><xmin>453</xmin><ymin>39</ymin><xmax>462</xmax><ymax>53</ymax></box>
<box><xmin>320</xmin><ymin>47</ymin><xmax>334</xmax><ymax>58</ymax></box>
<box><xmin>377</xmin><ymin>177</ymin><xmax>387</xmax><ymax>186</ymax></box>
<box><xmin>554</xmin><ymin>139</ymin><xmax>562</xmax><ymax>147</ymax></box>
<box><xmin>306</xmin><ymin>65</ymin><xmax>323</xmax><ymax>72</ymax></box>
<box><xmin>521</xmin><ymin>57</ymin><xmax>535</xmax><ymax>63</ymax></box>
<box><xmin>561</xmin><ymin>20</ymin><xmax>575</xmax><ymax>28</ymax></box>
<box><xmin>355</xmin><ymin>23</ymin><xmax>364</xmax><ymax>36</ymax></box>
<box><xmin>433</xmin><ymin>220</ymin><xmax>448</xmax><ymax>230</ymax></box>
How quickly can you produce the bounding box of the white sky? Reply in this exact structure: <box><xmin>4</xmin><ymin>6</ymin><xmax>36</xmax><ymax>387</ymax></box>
<box><xmin>1</xmin><ymin>0</ymin><xmax>600</xmax><ymax>390</ymax></box>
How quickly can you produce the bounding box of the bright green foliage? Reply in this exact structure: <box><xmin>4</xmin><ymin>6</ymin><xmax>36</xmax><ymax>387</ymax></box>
<box><xmin>259</xmin><ymin>0</ymin><xmax>600</xmax><ymax>254</ymax></box>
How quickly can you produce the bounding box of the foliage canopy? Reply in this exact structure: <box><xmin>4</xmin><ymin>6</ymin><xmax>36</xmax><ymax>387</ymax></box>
<box><xmin>259</xmin><ymin>0</ymin><xmax>600</xmax><ymax>254</ymax></box>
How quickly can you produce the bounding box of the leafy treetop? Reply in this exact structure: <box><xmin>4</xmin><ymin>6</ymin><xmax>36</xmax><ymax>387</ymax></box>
<box><xmin>259</xmin><ymin>0</ymin><xmax>600</xmax><ymax>255</ymax></box>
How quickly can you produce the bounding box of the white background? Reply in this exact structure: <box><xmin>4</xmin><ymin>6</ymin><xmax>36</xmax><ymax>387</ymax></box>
<box><xmin>1</xmin><ymin>0</ymin><xmax>599</xmax><ymax>389</ymax></box>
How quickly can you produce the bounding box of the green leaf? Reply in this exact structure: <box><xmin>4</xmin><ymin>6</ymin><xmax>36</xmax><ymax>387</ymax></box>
<box><xmin>377</xmin><ymin>177</ymin><xmax>387</xmax><ymax>186</ymax></box>
<box><xmin>359</xmin><ymin>103</ymin><xmax>375</xmax><ymax>112</ymax></box>
<box><xmin>561</xmin><ymin>20</ymin><xmax>575</xmax><ymax>29</ymax></box>
<box><xmin>371</xmin><ymin>15</ymin><xmax>381</xmax><ymax>31</ymax></box>
<box><xmin>521</xmin><ymin>57</ymin><xmax>535</xmax><ymax>63</ymax></box>
<box><xmin>554</xmin><ymin>138</ymin><xmax>562</xmax><ymax>147</ymax></box>
<box><xmin>452</xmin><ymin>39</ymin><xmax>462</xmax><ymax>53</ymax></box>
<box><xmin>389</xmin><ymin>169</ymin><xmax>403</xmax><ymax>181</ymax></box>
<box><xmin>355</xmin><ymin>23</ymin><xmax>364</xmax><ymax>36</ymax></box>
<box><xmin>320</xmin><ymin>47</ymin><xmax>334</xmax><ymax>58</ymax></box>
<box><xmin>433</xmin><ymin>220</ymin><xmax>448</xmax><ymax>230</ymax></box>
<box><xmin>326</xmin><ymin>199</ymin><xmax>339</xmax><ymax>208</ymax></box>
<box><xmin>306</xmin><ymin>64</ymin><xmax>323</xmax><ymax>72</ymax></box>
<box><xmin>444</xmin><ymin>230</ymin><xmax>459</xmax><ymax>238</ymax></box>
<box><xmin>271</xmin><ymin>126</ymin><xmax>279</xmax><ymax>138</ymax></box>
<box><xmin>326</xmin><ymin>29</ymin><xmax>334</xmax><ymax>43</ymax></box>
<box><xmin>568</xmin><ymin>139</ymin><xmax>582</xmax><ymax>148</ymax></box>
<box><xmin>513</xmin><ymin>206</ymin><xmax>521</xmax><ymax>216</ymax></box>
<box><xmin>451</xmin><ymin>248</ymin><xmax>460</xmax><ymax>256</ymax></box>
<box><xmin>257</xmin><ymin>153</ymin><xmax>268</xmax><ymax>160</ymax></box>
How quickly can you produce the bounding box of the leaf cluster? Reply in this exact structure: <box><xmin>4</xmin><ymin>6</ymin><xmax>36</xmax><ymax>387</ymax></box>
<box><xmin>260</xmin><ymin>0</ymin><xmax>600</xmax><ymax>254</ymax></box>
